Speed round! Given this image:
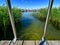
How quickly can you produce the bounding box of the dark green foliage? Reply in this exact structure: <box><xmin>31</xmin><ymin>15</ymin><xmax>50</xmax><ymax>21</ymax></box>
<box><xmin>12</xmin><ymin>8</ymin><xmax>22</xmax><ymax>23</ymax></box>
<box><xmin>0</xmin><ymin>6</ymin><xmax>22</xmax><ymax>39</ymax></box>
<box><xmin>33</xmin><ymin>7</ymin><xmax>60</xmax><ymax>30</ymax></box>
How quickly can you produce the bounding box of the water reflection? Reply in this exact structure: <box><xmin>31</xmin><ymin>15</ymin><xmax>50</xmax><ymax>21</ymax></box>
<box><xmin>19</xmin><ymin>12</ymin><xmax>60</xmax><ymax>40</ymax></box>
<box><xmin>21</xmin><ymin>12</ymin><xmax>35</xmax><ymax>30</ymax></box>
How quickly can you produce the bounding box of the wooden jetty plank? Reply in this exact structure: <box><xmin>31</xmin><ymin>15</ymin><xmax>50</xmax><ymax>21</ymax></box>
<box><xmin>36</xmin><ymin>40</ymin><xmax>40</xmax><ymax>45</ymax></box>
<box><xmin>22</xmin><ymin>41</ymin><xmax>35</xmax><ymax>45</ymax></box>
<box><xmin>36</xmin><ymin>40</ymin><xmax>60</xmax><ymax>45</ymax></box>
<box><xmin>15</xmin><ymin>40</ymin><xmax>23</xmax><ymax>45</ymax></box>
<box><xmin>48</xmin><ymin>41</ymin><xmax>60</xmax><ymax>45</ymax></box>
<box><xmin>0</xmin><ymin>40</ymin><xmax>60</xmax><ymax>45</ymax></box>
<box><xmin>0</xmin><ymin>40</ymin><xmax>10</xmax><ymax>45</ymax></box>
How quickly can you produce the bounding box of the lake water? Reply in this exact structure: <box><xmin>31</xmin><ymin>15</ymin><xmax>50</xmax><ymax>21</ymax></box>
<box><xmin>21</xmin><ymin>12</ymin><xmax>35</xmax><ymax>29</ymax></box>
<box><xmin>18</xmin><ymin>12</ymin><xmax>60</xmax><ymax>40</ymax></box>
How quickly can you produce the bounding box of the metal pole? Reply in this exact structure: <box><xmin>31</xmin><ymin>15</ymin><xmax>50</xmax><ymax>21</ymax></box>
<box><xmin>39</xmin><ymin>0</ymin><xmax>54</xmax><ymax>45</ymax></box>
<box><xmin>43</xmin><ymin>0</ymin><xmax>54</xmax><ymax>38</ymax></box>
<box><xmin>6</xmin><ymin>0</ymin><xmax>17</xmax><ymax>45</ymax></box>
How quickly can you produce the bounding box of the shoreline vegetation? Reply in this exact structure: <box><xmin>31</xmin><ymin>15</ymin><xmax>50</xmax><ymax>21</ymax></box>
<box><xmin>33</xmin><ymin>7</ymin><xmax>60</xmax><ymax>30</ymax></box>
<box><xmin>0</xmin><ymin>6</ymin><xmax>60</xmax><ymax>40</ymax></box>
<box><xmin>0</xmin><ymin>6</ymin><xmax>22</xmax><ymax>40</ymax></box>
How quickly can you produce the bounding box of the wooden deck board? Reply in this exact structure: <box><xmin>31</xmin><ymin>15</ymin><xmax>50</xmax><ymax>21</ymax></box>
<box><xmin>0</xmin><ymin>41</ymin><xmax>10</xmax><ymax>45</ymax></box>
<box><xmin>0</xmin><ymin>40</ymin><xmax>60</xmax><ymax>45</ymax></box>
<box><xmin>22</xmin><ymin>41</ymin><xmax>35</xmax><ymax>45</ymax></box>
<box><xmin>15</xmin><ymin>40</ymin><xmax>23</xmax><ymax>45</ymax></box>
<box><xmin>48</xmin><ymin>41</ymin><xmax>60</xmax><ymax>45</ymax></box>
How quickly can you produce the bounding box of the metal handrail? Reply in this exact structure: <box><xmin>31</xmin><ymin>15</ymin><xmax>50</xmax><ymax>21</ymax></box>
<box><xmin>39</xmin><ymin>0</ymin><xmax>54</xmax><ymax>45</ymax></box>
<box><xmin>6</xmin><ymin>0</ymin><xmax>17</xmax><ymax>45</ymax></box>
<box><xmin>42</xmin><ymin>0</ymin><xmax>54</xmax><ymax>38</ymax></box>
<box><xmin>6</xmin><ymin>0</ymin><xmax>54</xmax><ymax>45</ymax></box>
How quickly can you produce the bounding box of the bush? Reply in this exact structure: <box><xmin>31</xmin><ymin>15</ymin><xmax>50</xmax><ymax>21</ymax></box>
<box><xmin>0</xmin><ymin>6</ymin><xmax>22</xmax><ymax>39</ymax></box>
<box><xmin>33</xmin><ymin>7</ymin><xmax>60</xmax><ymax>30</ymax></box>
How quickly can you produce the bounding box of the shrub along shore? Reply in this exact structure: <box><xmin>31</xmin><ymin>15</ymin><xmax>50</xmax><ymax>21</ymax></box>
<box><xmin>0</xmin><ymin>6</ymin><xmax>22</xmax><ymax>40</ymax></box>
<box><xmin>33</xmin><ymin>7</ymin><xmax>60</xmax><ymax>30</ymax></box>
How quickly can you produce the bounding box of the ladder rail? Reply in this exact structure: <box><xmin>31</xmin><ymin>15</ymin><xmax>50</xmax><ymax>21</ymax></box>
<box><xmin>6</xmin><ymin>0</ymin><xmax>54</xmax><ymax>45</ymax></box>
<box><xmin>42</xmin><ymin>0</ymin><xmax>54</xmax><ymax>38</ymax></box>
<box><xmin>6</xmin><ymin>0</ymin><xmax>17</xmax><ymax>45</ymax></box>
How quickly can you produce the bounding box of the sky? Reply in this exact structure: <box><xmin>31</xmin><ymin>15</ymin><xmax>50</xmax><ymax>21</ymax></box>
<box><xmin>0</xmin><ymin>0</ymin><xmax>60</xmax><ymax>9</ymax></box>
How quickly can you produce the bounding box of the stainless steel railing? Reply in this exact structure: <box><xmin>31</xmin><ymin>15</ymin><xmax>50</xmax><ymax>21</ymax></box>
<box><xmin>6</xmin><ymin>0</ymin><xmax>17</xmax><ymax>45</ymax></box>
<box><xmin>6</xmin><ymin>0</ymin><xmax>54</xmax><ymax>45</ymax></box>
<box><xmin>39</xmin><ymin>0</ymin><xmax>54</xmax><ymax>45</ymax></box>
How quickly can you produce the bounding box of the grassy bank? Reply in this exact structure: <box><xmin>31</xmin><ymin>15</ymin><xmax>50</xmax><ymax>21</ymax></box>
<box><xmin>0</xmin><ymin>6</ymin><xmax>22</xmax><ymax>40</ymax></box>
<box><xmin>33</xmin><ymin>7</ymin><xmax>60</xmax><ymax>30</ymax></box>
